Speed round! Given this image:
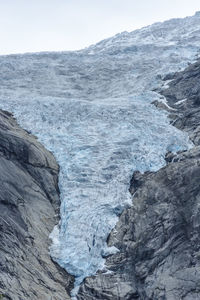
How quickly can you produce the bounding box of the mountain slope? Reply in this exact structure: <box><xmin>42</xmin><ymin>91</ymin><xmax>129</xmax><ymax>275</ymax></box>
<box><xmin>0</xmin><ymin>110</ymin><xmax>73</xmax><ymax>299</ymax></box>
<box><xmin>77</xmin><ymin>59</ymin><xmax>200</xmax><ymax>300</ymax></box>
<box><xmin>0</xmin><ymin>12</ymin><xmax>200</xmax><ymax>297</ymax></box>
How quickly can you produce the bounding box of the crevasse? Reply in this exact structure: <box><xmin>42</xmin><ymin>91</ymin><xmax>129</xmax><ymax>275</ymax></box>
<box><xmin>0</xmin><ymin>12</ymin><xmax>200</xmax><ymax>296</ymax></box>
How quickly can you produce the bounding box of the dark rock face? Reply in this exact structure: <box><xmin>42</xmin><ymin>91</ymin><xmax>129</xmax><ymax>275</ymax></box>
<box><xmin>0</xmin><ymin>110</ymin><xmax>73</xmax><ymax>299</ymax></box>
<box><xmin>162</xmin><ymin>60</ymin><xmax>200</xmax><ymax>145</ymax></box>
<box><xmin>77</xmin><ymin>61</ymin><xmax>200</xmax><ymax>300</ymax></box>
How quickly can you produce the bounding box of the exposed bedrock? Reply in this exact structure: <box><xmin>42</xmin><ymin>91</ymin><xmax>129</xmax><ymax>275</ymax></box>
<box><xmin>162</xmin><ymin>60</ymin><xmax>200</xmax><ymax>145</ymax></box>
<box><xmin>0</xmin><ymin>110</ymin><xmax>73</xmax><ymax>299</ymax></box>
<box><xmin>77</xmin><ymin>61</ymin><xmax>200</xmax><ymax>300</ymax></box>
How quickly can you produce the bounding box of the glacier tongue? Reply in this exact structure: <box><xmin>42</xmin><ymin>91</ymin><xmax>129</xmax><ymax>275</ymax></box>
<box><xmin>0</xmin><ymin>12</ymin><xmax>200</xmax><ymax>293</ymax></box>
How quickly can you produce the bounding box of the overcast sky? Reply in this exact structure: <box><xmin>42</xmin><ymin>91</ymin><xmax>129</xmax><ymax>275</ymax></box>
<box><xmin>0</xmin><ymin>0</ymin><xmax>200</xmax><ymax>55</ymax></box>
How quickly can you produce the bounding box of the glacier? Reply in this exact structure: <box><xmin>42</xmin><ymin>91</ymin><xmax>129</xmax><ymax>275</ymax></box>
<box><xmin>0</xmin><ymin>12</ymin><xmax>200</xmax><ymax>296</ymax></box>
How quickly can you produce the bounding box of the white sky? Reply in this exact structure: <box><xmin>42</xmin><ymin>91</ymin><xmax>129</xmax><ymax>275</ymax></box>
<box><xmin>0</xmin><ymin>0</ymin><xmax>200</xmax><ymax>55</ymax></box>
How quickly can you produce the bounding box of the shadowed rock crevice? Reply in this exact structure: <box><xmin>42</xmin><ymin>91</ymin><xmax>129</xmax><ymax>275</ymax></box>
<box><xmin>77</xmin><ymin>60</ymin><xmax>200</xmax><ymax>300</ymax></box>
<box><xmin>0</xmin><ymin>110</ymin><xmax>74</xmax><ymax>300</ymax></box>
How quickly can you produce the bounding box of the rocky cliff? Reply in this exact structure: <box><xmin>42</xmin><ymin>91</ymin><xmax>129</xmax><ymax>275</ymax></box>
<box><xmin>77</xmin><ymin>61</ymin><xmax>200</xmax><ymax>300</ymax></box>
<box><xmin>0</xmin><ymin>110</ymin><xmax>73</xmax><ymax>300</ymax></box>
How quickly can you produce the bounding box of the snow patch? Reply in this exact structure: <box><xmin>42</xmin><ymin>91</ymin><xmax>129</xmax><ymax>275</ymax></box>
<box><xmin>175</xmin><ymin>98</ymin><xmax>187</xmax><ymax>105</ymax></box>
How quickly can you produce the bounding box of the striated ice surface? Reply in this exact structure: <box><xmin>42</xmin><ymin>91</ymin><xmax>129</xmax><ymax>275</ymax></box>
<box><xmin>0</xmin><ymin>12</ymin><xmax>200</xmax><ymax>295</ymax></box>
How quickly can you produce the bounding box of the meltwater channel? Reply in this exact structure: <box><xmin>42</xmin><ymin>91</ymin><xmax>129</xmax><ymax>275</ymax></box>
<box><xmin>0</xmin><ymin>12</ymin><xmax>200</xmax><ymax>296</ymax></box>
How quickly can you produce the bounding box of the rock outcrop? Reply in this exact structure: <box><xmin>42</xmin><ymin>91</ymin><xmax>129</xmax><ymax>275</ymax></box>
<box><xmin>0</xmin><ymin>110</ymin><xmax>73</xmax><ymax>300</ymax></box>
<box><xmin>77</xmin><ymin>61</ymin><xmax>200</xmax><ymax>300</ymax></box>
<box><xmin>162</xmin><ymin>60</ymin><xmax>200</xmax><ymax>145</ymax></box>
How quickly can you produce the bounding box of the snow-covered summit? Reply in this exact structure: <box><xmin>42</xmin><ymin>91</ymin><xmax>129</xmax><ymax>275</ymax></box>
<box><xmin>85</xmin><ymin>11</ymin><xmax>200</xmax><ymax>54</ymax></box>
<box><xmin>0</xmin><ymin>12</ymin><xmax>199</xmax><ymax>102</ymax></box>
<box><xmin>0</xmin><ymin>12</ymin><xmax>199</xmax><ymax>296</ymax></box>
